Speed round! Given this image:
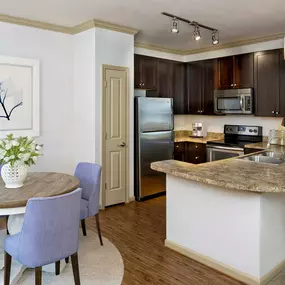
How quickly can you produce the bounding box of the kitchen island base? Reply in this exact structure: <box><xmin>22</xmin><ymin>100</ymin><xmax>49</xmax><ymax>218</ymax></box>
<box><xmin>166</xmin><ymin>175</ymin><xmax>285</xmax><ymax>285</ymax></box>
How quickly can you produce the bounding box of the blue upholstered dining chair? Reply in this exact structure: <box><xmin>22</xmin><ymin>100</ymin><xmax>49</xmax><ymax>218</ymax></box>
<box><xmin>75</xmin><ymin>162</ymin><xmax>103</xmax><ymax>246</ymax></box>
<box><xmin>3</xmin><ymin>188</ymin><xmax>82</xmax><ymax>285</ymax></box>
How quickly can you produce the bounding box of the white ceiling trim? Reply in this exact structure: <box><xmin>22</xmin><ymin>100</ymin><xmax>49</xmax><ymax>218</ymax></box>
<box><xmin>0</xmin><ymin>14</ymin><xmax>138</xmax><ymax>35</ymax></box>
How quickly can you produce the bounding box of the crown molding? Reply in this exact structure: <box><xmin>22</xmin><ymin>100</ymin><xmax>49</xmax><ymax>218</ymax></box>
<box><xmin>136</xmin><ymin>32</ymin><xmax>285</xmax><ymax>56</ymax></box>
<box><xmin>134</xmin><ymin>42</ymin><xmax>184</xmax><ymax>55</ymax></box>
<box><xmin>0</xmin><ymin>14</ymin><xmax>138</xmax><ymax>35</ymax></box>
<box><xmin>0</xmin><ymin>14</ymin><xmax>73</xmax><ymax>34</ymax></box>
<box><xmin>72</xmin><ymin>19</ymin><xmax>138</xmax><ymax>35</ymax></box>
<box><xmin>182</xmin><ymin>32</ymin><xmax>285</xmax><ymax>55</ymax></box>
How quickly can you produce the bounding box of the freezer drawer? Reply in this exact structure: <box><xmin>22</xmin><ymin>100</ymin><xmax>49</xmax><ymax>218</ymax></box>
<box><xmin>137</xmin><ymin>97</ymin><xmax>173</xmax><ymax>132</ymax></box>
<box><xmin>137</xmin><ymin>131</ymin><xmax>174</xmax><ymax>199</ymax></box>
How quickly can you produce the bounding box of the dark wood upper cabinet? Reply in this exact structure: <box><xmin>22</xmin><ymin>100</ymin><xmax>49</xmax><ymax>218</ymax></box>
<box><xmin>172</xmin><ymin>62</ymin><xmax>186</xmax><ymax>114</ymax></box>
<box><xmin>187</xmin><ymin>62</ymin><xmax>203</xmax><ymax>114</ymax></box>
<box><xmin>202</xmin><ymin>59</ymin><xmax>215</xmax><ymax>115</ymax></box>
<box><xmin>157</xmin><ymin>59</ymin><xmax>173</xmax><ymax>98</ymax></box>
<box><xmin>217</xmin><ymin>56</ymin><xmax>234</xmax><ymax>89</ymax></box>
<box><xmin>187</xmin><ymin>59</ymin><xmax>215</xmax><ymax>115</ymax></box>
<box><xmin>278</xmin><ymin>50</ymin><xmax>285</xmax><ymax>117</ymax></box>
<box><xmin>216</xmin><ymin>53</ymin><xmax>254</xmax><ymax>89</ymax></box>
<box><xmin>254</xmin><ymin>50</ymin><xmax>280</xmax><ymax>117</ymax></box>
<box><xmin>134</xmin><ymin>54</ymin><xmax>157</xmax><ymax>89</ymax></box>
<box><xmin>157</xmin><ymin>59</ymin><xmax>186</xmax><ymax>114</ymax></box>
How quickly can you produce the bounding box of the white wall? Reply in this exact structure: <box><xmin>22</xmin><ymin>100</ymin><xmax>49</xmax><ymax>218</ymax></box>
<box><xmin>175</xmin><ymin>115</ymin><xmax>283</xmax><ymax>137</ymax></box>
<box><xmin>72</xmin><ymin>29</ymin><xmax>96</xmax><ymax>165</ymax></box>
<box><xmin>0</xmin><ymin>22</ymin><xmax>74</xmax><ymax>174</ymax></box>
<box><xmin>94</xmin><ymin>28</ymin><xmax>135</xmax><ymax>199</ymax></box>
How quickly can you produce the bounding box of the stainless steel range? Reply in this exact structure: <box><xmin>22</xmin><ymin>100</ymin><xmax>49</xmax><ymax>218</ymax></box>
<box><xmin>207</xmin><ymin>125</ymin><xmax>263</xmax><ymax>162</ymax></box>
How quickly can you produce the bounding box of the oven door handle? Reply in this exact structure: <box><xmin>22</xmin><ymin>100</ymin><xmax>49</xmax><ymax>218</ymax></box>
<box><xmin>207</xmin><ymin>145</ymin><xmax>244</xmax><ymax>152</ymax></box>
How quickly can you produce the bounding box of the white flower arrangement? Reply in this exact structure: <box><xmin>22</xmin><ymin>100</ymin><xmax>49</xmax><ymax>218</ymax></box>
<box><xmin>0</xmin><ymin>134</ymin><xmax>42</xmax><ymax>167</ymax></box>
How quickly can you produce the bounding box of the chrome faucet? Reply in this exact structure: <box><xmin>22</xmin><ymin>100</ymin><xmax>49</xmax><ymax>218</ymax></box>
<box><xmin>267</xmin><ymin>136</ymin><xmax>284</xmax><ymax>148</ymax></box>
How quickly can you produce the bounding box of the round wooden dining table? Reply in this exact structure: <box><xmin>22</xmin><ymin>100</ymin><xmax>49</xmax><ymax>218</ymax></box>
<box><xmin>0</xmin><ymin>172</ymin><xmax>80</xmax><ymax>285</ymax></box>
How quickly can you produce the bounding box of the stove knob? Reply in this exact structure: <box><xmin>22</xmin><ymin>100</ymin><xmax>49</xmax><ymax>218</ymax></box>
<box><xmin>249</xmin><ymin>129</ymin><xmax>253</xmax><ymax>133</ymax></box>
<box><xmin>254</xmin><ymin>129</ymin><xmax>258</xmax><ymax>133</ymax></box>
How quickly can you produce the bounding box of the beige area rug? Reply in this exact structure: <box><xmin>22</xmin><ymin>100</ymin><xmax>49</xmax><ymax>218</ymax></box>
<box><xmin>18</xmin><ymin>233</ymin><xmax>124</xmax><ymax>285</ymax></box>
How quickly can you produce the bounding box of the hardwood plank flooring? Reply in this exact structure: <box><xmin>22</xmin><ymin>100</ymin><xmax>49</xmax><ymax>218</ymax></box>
<box><xmin>1</xmin><ymin>196</ymin><xmax>284</xmax><ymax>284</ymax></box>
<box><xmin>87</xmin><ymin>196</ymin><xmax>245</xmax><ymax>285</ymax></box>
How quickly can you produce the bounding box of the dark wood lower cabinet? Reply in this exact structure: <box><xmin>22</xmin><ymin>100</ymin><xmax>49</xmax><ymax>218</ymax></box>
<box><xmin>174</xmin><ymin>142</ymin><xmax>206</xmax><ymax>164</ymax></box>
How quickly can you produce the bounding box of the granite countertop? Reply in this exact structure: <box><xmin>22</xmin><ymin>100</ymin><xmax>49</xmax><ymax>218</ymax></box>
<box><xmin>151</xmin><ymin>154</ymin><xmax>285</xmax><ymax>193</ymax></box>
<box><xmin>245</xmin><ymin>141</ymin><xmax>285</xmax><ymax>153</ymax></box>
<box><xmin>175</xmin><ymin>131</ymin><xmax>224</xmax><ymax>143</ymax></box>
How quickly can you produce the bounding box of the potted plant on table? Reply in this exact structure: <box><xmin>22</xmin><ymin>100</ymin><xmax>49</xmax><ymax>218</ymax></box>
<box><xmin>0</xmin><ymin>134</ymin><xmax>42</xmax><ymax>188</ymax></box>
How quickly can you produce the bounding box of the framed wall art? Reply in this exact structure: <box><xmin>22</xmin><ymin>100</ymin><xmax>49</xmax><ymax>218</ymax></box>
<box><xmin>0</xmin><ymin>55</ymin><xmax>39</xmax><ymax>138</ymax></box>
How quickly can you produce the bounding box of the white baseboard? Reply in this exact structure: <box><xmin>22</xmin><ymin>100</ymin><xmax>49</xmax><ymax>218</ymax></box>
<box><xmin>261</xmin><ymin>259</ymin><xmax>285</xmax><ymax>285</ymax></box>
<box><xmin>128</xmin><ymin>196</ymin><xmax>135</xmax><ymax>202</ymax></box>
<box><xmin>165</xmin><ymin>239</ymin><xmax>261</xmax><ymax>285</ymax></box>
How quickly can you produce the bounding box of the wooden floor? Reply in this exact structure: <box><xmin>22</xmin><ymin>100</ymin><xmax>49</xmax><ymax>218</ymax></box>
<box><xmin>87</xmin><ymin>196</ymin><xmax>245</xmax><ymax>285</ymax></box>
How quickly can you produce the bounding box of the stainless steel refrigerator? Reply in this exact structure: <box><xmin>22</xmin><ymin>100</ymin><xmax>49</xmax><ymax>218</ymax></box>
<box><xmin>134</xmin><ymin>96</ymin><xmax>174</xmax><ymax>201</ymax></box>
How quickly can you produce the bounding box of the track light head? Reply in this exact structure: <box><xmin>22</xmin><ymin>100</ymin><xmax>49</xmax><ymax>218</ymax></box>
<box><xmin>193</xmin><ymin>24</ymin><xmax>201</xmax><ymax>41</ymax></box>
<box><xmin>212</xmin><ymin>30</ymin><xmax>219</xmax><ymax>45</ymax></box>
<box><xmin>171</xmin><ymin>18</ymin><xmax>179</xmax><ymax>34</ymax></box>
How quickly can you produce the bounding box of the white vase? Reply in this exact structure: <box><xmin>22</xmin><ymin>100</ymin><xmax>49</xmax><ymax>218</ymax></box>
<box><xmin>1</xmin><ymin>161</ymin><xmax>28</xmax><ymax>188</ymax></box>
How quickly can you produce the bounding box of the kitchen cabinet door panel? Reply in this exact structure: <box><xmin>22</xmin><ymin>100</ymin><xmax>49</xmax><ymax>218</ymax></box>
<box><xmin>202</xmin><ymin>60</ymin><xmax>215</xmax><ymax>115</ymax></box>
<box><xmin>187</xmin><ymin>63</ymin><xmax>203</xmax><ymax>114</ymax></box>
<box><xmin>217</xmin><ymin>56</ymin><xmax>234</xmax><ymax>89</ymax></box>
<box><xmin>134</xmin><ymin>54</ymin><xmax>142</xmax><ymax>88</ymax></box>
<box><xmin>279</xmin><ymin>50</ymin><xmax>285</xmax><ymax>117</ymax></box>
<box><xmin>172</xmin><ymin>63</ymin><xmax>186</xmax><ymax>114</ymax></box>
<box><xmin>157</xmin><ymin>59</ymin><xmax>173</xmax><ymax>98</ymax></box>
<box><xmin>254</xmin><ymin>50</ymin><xmax>279</xmax><ymax>116</ymax></box>
<box><xmin>235</xmin><ymin>53</ymin><xmax>254</xmax><ymax>88</ymax></box>
<box><xmin>134</xmin><ymin>54</ymin><xmax>157</xmax><ymax>89</ymax></box>
<box><xmin>142</xmin><ymin>56</ymin><xmax>157</xmax><ymax>89</ymax></box>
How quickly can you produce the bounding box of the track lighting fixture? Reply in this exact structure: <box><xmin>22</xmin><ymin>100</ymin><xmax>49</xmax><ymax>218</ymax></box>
<box><xmin>171</xmin><ymin>18</ymin><xmax>179</xmax><ymax>34</ymax></box>
<box><xmin>162</xmin><ymin>12</ymin><xmax>219</xmax><ymax>45</ymax></box>
<box><xmin>212</xmin><ymin>30</ymin><xmax>219</xmax><ymax>45</ymax></box>
<box><xmin>193</xmin><ymin>24</ymin><xmax>201</xmax><ymax>41</ymax></box>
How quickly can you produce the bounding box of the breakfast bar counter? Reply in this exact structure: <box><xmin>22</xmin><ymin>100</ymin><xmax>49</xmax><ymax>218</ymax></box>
<box><xmin>151</xmin><ymin>156</ymin><xmax>285</xmax><ymax>285</ymax></box>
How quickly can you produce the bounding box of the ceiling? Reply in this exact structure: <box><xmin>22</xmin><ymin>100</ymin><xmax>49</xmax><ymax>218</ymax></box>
<box><xmin>1</xmin><ymin>0</ymin><xmax>285</xmax><ymax>51</ymax></box>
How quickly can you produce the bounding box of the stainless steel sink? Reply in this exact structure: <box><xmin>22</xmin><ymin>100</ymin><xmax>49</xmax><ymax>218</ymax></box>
<box><xmin>239</xmin><ymin>151</ymin><xmax>285</xmax><ymax>165</ymax></box>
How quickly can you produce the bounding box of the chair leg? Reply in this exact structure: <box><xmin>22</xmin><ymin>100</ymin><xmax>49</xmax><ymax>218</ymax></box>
<box><xmin>95</xmin><ymin>213</ymin><xmax>103</xmax><ymax>246</ymax></box>
<box><xmin>65</xmin><ymin>257</ymin><xmax>69</xmax><ymax>264</ymax></box>
<box><xmin>55</xmin><ymin>261</ymin><xmax>60</xmax><ymax>275</ymax></box>
<box><xmin>81</xmin><ymin>219</ymin><xmax>87</xmax><ymax>236</ymax></box>
<box><xmin>71</xmin><ymin>252</ymin><xmax>81</xmax><ymax>285</ymax></box>
<box><xmin>35</xmin><ymin>267</ymin><xmax>42</xmax><ymax>285</ymax></box>
<box><xmin>4</xmin><ymin>251</ymin><xmax>11</xmax><ymax>285</ymax></box>
<box><xmin>6</xmin><ymin>216</ymin><xmax>9</xmax><ymax>235</ymax></box>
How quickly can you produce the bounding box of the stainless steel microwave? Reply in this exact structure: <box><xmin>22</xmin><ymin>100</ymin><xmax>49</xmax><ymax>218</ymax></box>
<box><xmin>214</xmin><ymin>88</ymin><xmax>253</xmax><ymax>115</ymax></box>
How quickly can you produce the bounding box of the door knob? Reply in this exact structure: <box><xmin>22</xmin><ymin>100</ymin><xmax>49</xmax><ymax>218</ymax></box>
<box><xmin>118</xmin><ymin>142</ymin><xmax>126</xmax><ymax>147</ymax></box>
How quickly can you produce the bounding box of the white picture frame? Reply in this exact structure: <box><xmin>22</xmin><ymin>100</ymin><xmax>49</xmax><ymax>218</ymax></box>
<box><xmin>0</xmin><ymin>55</ymin><xmax>40</xmax><ymax>138</ymax></box>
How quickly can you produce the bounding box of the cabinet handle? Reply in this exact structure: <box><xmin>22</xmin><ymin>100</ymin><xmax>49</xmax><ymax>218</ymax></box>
<box><xmin>195</xmin><ymin>145</ymin><xmax>198</xmax><ymax>149</ymax></box>
<box><xmin>234</xmin><ymin>84</ymin><xmax>237</xmax><ymax>87</ymax></box>
<box><xmin>142</xmin><ymin>83</ymin><xmax>144</xmax><ymax>87</ymax></box>
<box><xmin>195</xmin><ymin>156</ymin><xmax>199</xmax><ymax>160</ymax></box>
<box><xmin>231</xmin><ymin>84</ymin><xmax>234</xmax><ymax>87</ymax></box>
<box><xmin>272</xmin><ymin>111</ymin><xmax>275</xmax><ymax>114</ymax></box>
<box><xmin>276</xmin><ymin>111</ymin><xmax>279</xmax><ymax>115</ymax></box>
